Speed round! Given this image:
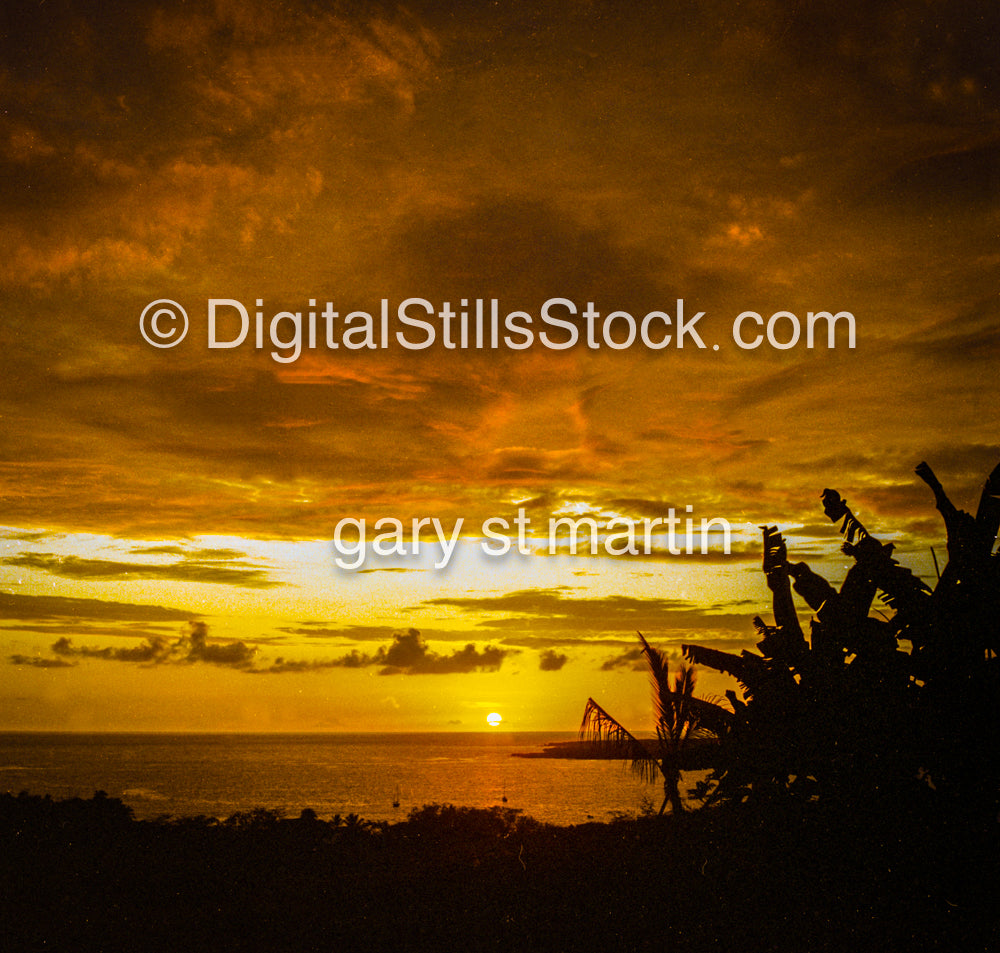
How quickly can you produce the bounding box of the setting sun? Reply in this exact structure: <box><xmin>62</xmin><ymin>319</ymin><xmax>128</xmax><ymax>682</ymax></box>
<box><xmin>486</xmin><ymin>712</ymin><xmax>502</xmax><ymax>727</ymax></box>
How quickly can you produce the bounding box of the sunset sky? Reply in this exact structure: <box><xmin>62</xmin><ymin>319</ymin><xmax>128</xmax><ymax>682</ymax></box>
<box><xmin>2</xmin><ymin>0</ymin><xmax>998</xmax><ymax>732</ymax></box>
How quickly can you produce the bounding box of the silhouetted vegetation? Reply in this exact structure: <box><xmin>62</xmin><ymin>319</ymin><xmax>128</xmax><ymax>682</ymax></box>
<box><xmin>2</xmin><ymin>788</ymin><xmax>997</xmax><ymax>952</ymax></box>
<box><xmin>683</xmin><ymin>460</ymin><xmax>1000</xmax><ymax>826</ymax></box>
<box><xmin>580</xmin><ymin>633</ymin><xmax>731</xmax><ymax>813</ymax></box>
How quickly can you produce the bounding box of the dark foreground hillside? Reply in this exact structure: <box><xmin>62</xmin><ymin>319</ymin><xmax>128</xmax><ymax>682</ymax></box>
<box><xmin>1</xmin><ymin>791</ymin><xmax>997</xmax><ymax>953</ymax></box>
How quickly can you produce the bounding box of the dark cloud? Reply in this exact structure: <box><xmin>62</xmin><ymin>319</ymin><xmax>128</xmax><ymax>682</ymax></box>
<box><xmin>276</xmin><ymin>623</ymin><xmax>381</xmax><ymax>640</ymax></box>
<box><xmin>600</xmin><ymin>648</ymin><xmax>646</xmax><ymax>672</ymax></box>
<box><xmin>499</xmin><ymin>635</ymin><xmax>638</xmax><ymax>650</ymax></box>
<box><xmin>902</xmin><ymin>297</ymin><xmax>1000</xmax><ymax>366</ymax></box>
<box><xmin>1</xmin><ymin>623</ymin><xmax>172</xmax><ymax>638</ymax></box>
<box><xmin>8</xmin><ymin>654</ymin><xmax>76</xmax><ymax>669</ymax></box>
<box><xmin>539</xmin><ymin>649</ymin><xmax>569</xmax><ymax>671</ymax></box>
<box><xmin>129</xmin><ymin>546</ymin><xmax>192</xmax><ymax>557</ymax></box>
<box><xmin>1</xmin><ymin>530</ymin><xmax>60</xmax><ymax>543</ymax></box>
<box><xmin>375</xmin><ymin>629</ymin><xmax>510</xmax><ymax>675</ymax></box>
<box><xmin>3</xmin><ymin>553</ymin><xmax>284</xmax><ymax>589</ymax></box>
<box><xmin>179</xmin><ymin>621</ymin><xmax>256</xmax><ymax>668</ymax></box>
<box><xmin>602</xmin><ymin>498</ymin><xmax>691</xmax><ymax>518</ymax></box>
<box><xmin>422</xmin><ymin>589</ymin><xmax>753</xmax><ymax>639</ymax></box>
<box><xmin>130</xmin><ymin>546</ymin><xmax>249</xmax><ymax>561</ymax></box>
<box><xmin>0</xmin><ymin>590</ymin><xmax>192</xmax><ymax>622</ymax></box>
<box><xmin>784</xmin><ymin>523</ymin><xmax>845</xmax><ymax>541</ymax></box>
<box><xmin>601</xmin><ymin>643</ymin><xmax>684</xmax><ymax>671</ymax></box>
<box><xmin>52</xmin><ymin>635</ymin><xmax>173</xmax><ymax>664</ymax></box>
<box><xmin>388</xmin><ymin>197</ymin><xmax>672</xmax><ymax>319</ymax></box>
<box><xmin>257</xmin><ymin>628</ymin><xmax>512</xmax><ymax>675</ymax></box>
<box><xmin>19</xmin><ymin>621</ymin><xmax>256</xmax><ymax>670</ymax></box>
<box><xmin>276</xmin><ymin>623</ymin><xmax>491</xmax><ymax>644</ymax></box>
<box><xmin>256</xmin><ymin>654</ymin><xmax>370</xmax><ymax>674</ymax></box>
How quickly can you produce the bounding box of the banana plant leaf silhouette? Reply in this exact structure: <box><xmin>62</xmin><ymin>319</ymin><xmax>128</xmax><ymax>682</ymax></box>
<box><xmin>683</xmin><ymin>459</ymin><xmax>1000</xmax><ymax>814</ymax></box>
<box><xmin>580</xmin><ymin>633</ymin><xmax>732</xmax><ymax>814</ymax></box>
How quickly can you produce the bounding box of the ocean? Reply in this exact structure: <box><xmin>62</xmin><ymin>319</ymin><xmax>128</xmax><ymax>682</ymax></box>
<box><xmin>0</xmin><ymin>732</ymin><xmax>703</xmax><ymax>826</ymax></box>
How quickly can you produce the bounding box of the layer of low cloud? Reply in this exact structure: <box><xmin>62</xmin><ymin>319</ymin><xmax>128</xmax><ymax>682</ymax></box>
<box><xmin>3</xmin><ymin>552</ymin><xmax>284</xmax><ymax>589</ymax></box>
<box><xmin>20</xmin><ymin>621</ymin><xmax>258</xmax><ymax>670</ymax></box>
<box><xmin>7</xmin><ymin>654</ymin><xmax>76</xmax><ymax>669</ymax></box>
<box><xmin>10</xmin><ymin>623</ymin><xmax>511</xmax><ymax>677</ymax></box>
<box><xmin>260</xmin><ymin>629</ymin><xmax>511</xmax><ymax>675</ymax></box>
<box><xmin>0</xmin><ymin>590</ymin><xmax>193</xmax><ymax>622</ymax></box>
<box><xmin>422</xmin><ymin>587</ymin><xmax>754</xmax><ymax>640</ymax></box>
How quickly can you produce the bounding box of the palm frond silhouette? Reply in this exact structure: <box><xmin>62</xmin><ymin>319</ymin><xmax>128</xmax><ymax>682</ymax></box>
<box><xmin>581</xmin><ymin>633</ymin><xmax>731</xmax><ymax>814</ymax></box>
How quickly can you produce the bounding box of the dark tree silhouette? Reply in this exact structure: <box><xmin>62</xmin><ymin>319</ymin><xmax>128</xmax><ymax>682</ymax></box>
<box><xmin>580</xmin><ymin>633</ymin><xmax>731</xmax><ymax>813</ymax></box>
<box><xmin>684</xmin><ymin>460</ymin><xmax>1000</xmax><ymax>818</ymax></box>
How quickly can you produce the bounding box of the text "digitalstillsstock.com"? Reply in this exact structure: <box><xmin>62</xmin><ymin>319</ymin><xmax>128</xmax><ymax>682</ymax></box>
<box><xmin>139</xmin><ymin>297</ymin><xmax>856</xmax><ymax>360</ymax></box>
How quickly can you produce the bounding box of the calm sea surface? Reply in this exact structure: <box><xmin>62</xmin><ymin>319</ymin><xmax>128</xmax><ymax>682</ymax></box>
<box><xmin>0</xmin><ymin>732</ymin><xmax>705</xmax><ymax>826</ymax></box>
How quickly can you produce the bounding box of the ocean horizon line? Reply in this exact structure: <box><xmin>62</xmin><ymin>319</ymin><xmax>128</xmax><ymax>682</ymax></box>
<box><xmin>0</xmin><ymin>728</ymin><xmax>580</xmax><ymax>736</ymax></box>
